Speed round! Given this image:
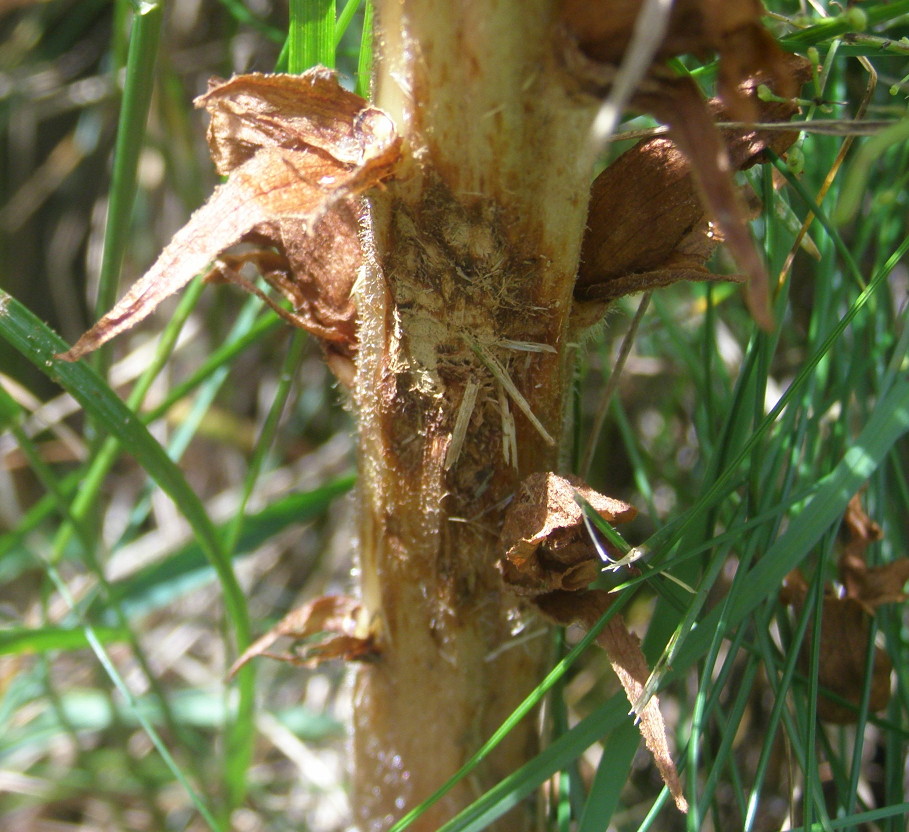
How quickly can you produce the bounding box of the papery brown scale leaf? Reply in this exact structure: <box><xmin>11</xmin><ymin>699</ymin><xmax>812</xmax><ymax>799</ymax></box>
<box><xmin>535</xmin><ymin>590</ymin><xmax>688</xmax><ymax>813</ymax></box>
<box><xmin>499</xmin><ymin>472</ymin><xmax>635</xmax><ymax>595</ymax></box>
<box><xmin>57</xmin><ymin>151</ymin><xmax>294</xmax><ymax>361</ymax></box>
<box><xmin>836</xmin><ymin>494</ymin><xmax>909</xmax><ymax>610</ymax></box>
<box><xmin>841</xmin><ymin>492</ymin><xmax>883</xmax><ymax>547</ymax></box>
<box><xmin>561</xmin><ymin>0</ymin><xmax>770</xmax><ymax>64</ymax></box>
<box><xmin>561</xmin><ymin>0</ymin><xmax>798</xmax><ymax>120</ymax></box>
<box><xmin>57</xmin><ymin>68</ymin><xmax>400</xmax><ymax>363</ymax></box>
<box><xmin>211</xmin><ymin>197</ymin><xmax>361</xmax><ymax>351</ymax></box>
<box><xmin>813</xmin><ymin>596</ymin><xmax>891</xmax><ymax>724</ymax></box>
<box><xmin>841</xmin><ymin>558</ymin><xmax>909</xmax><ymax>611</ymax></box>
<box><xmin>574</xmin><ymin>56</ymin><xmax>811</xmax><ymax>328</ymax></box>
<box><xmin>197</xmin><ymin>70</ymin><xmax>396</xmax><ymax>174</ymax></box>
<box><xmin>569</xmin><ymin>28</ymin><xmax>810</xmax><ymax>332</ymax></box>
<box><xmin>229</xmin><ymin>595</ymin><xmax>373</xmax><ymax>677</ymax></box>
<box><xmin>780</xmin><ymin>567</ymin><xmax>893</xmax><ymax>724</ymax></box>
<box><xmin>498</xmin><ymin>475</ymin><xmax>685</xmax><ymax>811</ymax></box>
<box><xmin>721</xmin><ymin>55</ymin><xmax>814</xmax><ymax>161</ymax></box>
<box><xmin>58</xmin><ymin>147</ymin><xmax>341</xmax><ymax>360</ymax></box>
<box><xmin>575</xmin><ymin>137</ymin><xmax>731</xmax><ymax>308</ymax></box>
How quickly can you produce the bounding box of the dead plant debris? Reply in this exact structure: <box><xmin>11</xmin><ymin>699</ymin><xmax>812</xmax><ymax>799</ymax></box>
<box><xmin>780</xmin><ymin>494</ymin><xmax>905</xmax><ymax>723</ymax></box>
<box><xmin>500</xmin><ymin>472</ymin><xmax>687</xmax><ymax>812</ymax></box>
<box><xmin>56</xmin><ymin>68</ymin><xmax>401</xmax><ymax>372</ymax></box>
<box><xmin>229</xmin><ymin>594</ymin><xmax>375</xmax><ymax>677</ymax></box>
<box><xmin>564</xmin><ymin>0</ymin><xmax>811</xmax><ymax>331</ymax></box>
<box><xmin>575</xmin><ymin>58</ymin><xmax>812</xmax><ymax>319</ymax></box>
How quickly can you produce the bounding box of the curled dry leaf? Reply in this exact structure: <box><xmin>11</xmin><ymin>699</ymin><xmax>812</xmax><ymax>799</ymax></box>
<box><xmin>780</xmin><ymin>570</ymin><xmax>892</xmax><ymax>724</ymax></box>
<box><xmin>562</xmin><ymin>0</ymin><xmax>810</xmax><ymax>331</ymax></box>
<box><xmin>229</xmin><ymin>595</ymin><xmax>375</xmax><ymax>677</ymax></box>
<box><xmin>780</xmin><ymin>493</ymin><xmax>906</xmax><ymax>723</ymax></box>
<box><xmin>499</xmin><ymin>472</ymin><xmax>636</xmax><ymax>595</ymax></box>
<box><xmin>561</xmin><ymin>0</ymin><xmax>799</xmax><ymax>121</ymax></box>
<box><xmin>837</xmin><ymin>493</ymin><xmax>909</xmax><ymax>611</ymax></box>
<box><xmin>499</xmin><ymin>473</ymin><xmax>686</xmax><ymax>812</ymax></box>
<box><xmin>574</xmin><ymin>56</ymin><xmax>812</xmax><ymax>331</ymax></box>
<box><xmin>574</xmin><ymin>134</ymin><xmax>737</xmax><ymax>318</ymax></box>
<box><xmin>56</xmin><ymin>68</ymin><xmax>401</xmax><ymax>368</ymax></box>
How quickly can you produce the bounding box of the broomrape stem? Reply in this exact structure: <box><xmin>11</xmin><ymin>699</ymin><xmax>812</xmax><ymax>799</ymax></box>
<box><xmin>350</xmin><ymin>2</ymin><xmax>600</xmax><ymax>828</ymax></box>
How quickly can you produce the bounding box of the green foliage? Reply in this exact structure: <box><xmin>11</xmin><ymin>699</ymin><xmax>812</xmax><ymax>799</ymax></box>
<box><xmin>1</xmin><ymin>1</ymin><xmax>909</xmax><ymax>831</ymax></box>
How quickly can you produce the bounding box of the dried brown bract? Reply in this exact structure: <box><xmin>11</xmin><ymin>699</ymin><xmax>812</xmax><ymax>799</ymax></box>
<box><xmin>780</xmin><ymin>494</ymin><xmax>906</xmax><ymax>723</ymax></box>
<box><xmin>229</xmin><ymin>595</ymin><xmax>375</xmax><ymax>676</ymax></box>
<box><xmin>56</xmin><ymin>68</ymin><xmax>401</xmax><ymax>373</ymax></box>
<box><xmin>573</xmin><ymin>59</ymin><xmax>812</xmax><ymax>327</ymax></box>
<box><xmin>561</xmin><ymin>0</ymin><xmax>799</xmax><ymax>119</ymax></box>
<box><xmin>500</xmin><ymin>472</ymin><xmax>636</xmax><ymax>595</ymax></box>
<box><xmin>500</xmin><ymin>472</ymin><xmax>687</xmax><ymax>812</ymax></box>
<box><xmin>536</xmin><ymin>589</ymin><xmax>688</xmax><ymax>813</ymax></box>
<box><xmin>563</xmin><ymin>0</ymin><xmax>811</xmax><ymax>331</ymax></box>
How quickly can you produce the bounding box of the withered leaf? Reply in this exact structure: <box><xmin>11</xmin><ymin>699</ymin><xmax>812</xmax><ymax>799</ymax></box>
<box><xmin>207</xmin><ymin>197</ymin><xmax>362</xmax><ymax>352</ymax></box>
<box><xmin>575</xmin><ymin>57</ymin><xmax>811</xmax><ymax>330</ymax></box>
<box><xmin>499</xmin><ymin>472</ymin><xmax>636</xmax><ymax>595</ymax></box>
<box><xmin>536</xmin><ymin>589</ymin><xmax>688</xmax><ymax>813</ymax></box>
<box><xmin>574</xmin><ymin>135</ymin><xmax>735</xmax><ymax>312</ymax></box>
<box><xmin>198</xmin><ymin>71</ymin><xmax>393</xmax><ymax>175</ymax></box>
<box><xmin>836</xmin><ymin>493</ymin><xmax>909</xmax><ymax>610</ymax></box>
<box><xmin>781</xmin><ymin>570</ymin><xmax>892</xmax><ymax>724</ymax></box>
<box><xmin>564</xmin><ymin>0</ymin><xmax>811</xmax><ymax>332</ymax></box>
<box><xmin>57</xmin><ymin>68</ymin><xmax>400</xmax><ymax>363</ymax></box>
<box><xmin>229</xmin><ymin>595</ymin><xmax>375</xmax><ymax>677</ymax></box>
<box><xmin>499</xmin><ymin>473</ymin><xmax>685</xmax><ymax>811</ymax></box>
<box><xmin>561</xmin><ymin>0</ymin><xmax>799</xmax><ymax>120</ymax></box>
<box><xmin>779</xmin><ymin>493</ymin><xmax>905</xmax><ymax>723</ymax></box>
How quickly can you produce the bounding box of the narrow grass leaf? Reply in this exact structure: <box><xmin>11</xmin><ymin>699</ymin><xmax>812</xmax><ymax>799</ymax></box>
<box><xmin>0</xmin><ymin>289</ymin><xmax>254</xmax><ymax>812</ymax></box>
<box><xmin>0</xmin><ymin>626</ymin><xmax>126</xmax><ymax>656</ymax></box>
<box><xmin>95</xmin><ymin>475</ymin><xmax>354</xmax><ymax>620</ymax></box>
<box><xmin>674</xmin><ymin>374</ymin><xmax>909</xmax><ymax>672</ymax></box>
<box><xmin>94</xmin><ymin>2</ymin><xmax>163</xmax><ymax>326</ymax></box>
<box><xmin>290</xmin><ymin>0</ymin><xmax>335</xmax><ymax>72</ymax></box>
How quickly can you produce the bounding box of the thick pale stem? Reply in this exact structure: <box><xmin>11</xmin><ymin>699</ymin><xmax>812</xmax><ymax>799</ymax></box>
<box><xmin>352</xmin><ymin>3</ymin><xmax>599</xmax><ymax>829</ymax></box>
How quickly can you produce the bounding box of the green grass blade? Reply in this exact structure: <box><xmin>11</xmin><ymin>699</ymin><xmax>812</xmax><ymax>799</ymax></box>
<box><xmin>92</xmin><ymin>2</ymin><xmax>163</xmax><ymax>377</ymax></box>
<box><xmin>673</xmin><ymin>373</ymin><xmax>909</xmax><ymax>672</ymax></box>
<box><xmin>40</xmin><ymin>559</ymin><xmax>225</xmax><ymax>832</ymax></box>
<box><xmin>438</xmin><ymin>696</ymin><xmax>629</xmax><ymax>832</ymax></box>
<box><xmin>222</xmin><ymin>330</ymin><xmax>308</xmax><ymax>555</ymax></box>
<box><xmin>786</xmin><ymin>802</ymin><xmax>909</xmax><ymax>832</ymax></box>
<box><xmin>0</xmin><ymin>626</ymin><xmax>127</xmax><ymax>656</ymax></box>
<box><xmin>95</xmin><ymin>475</ymin><xmax>354</xmax><ymax>620</ymax></box>
<box><xmin>290</xmin><ymin>0</ymin><xmax>336</xmax><ymax>72</ymax></box>
<box><xmin>781</xmin><ymin>1</ymin><xmax>909</xmax><ymax>49</ymax></box>
<box><xmin>0</xmin><ymin>288</ymin><xmax>254</xmax><ymax>812</ymax></box>
<box><xmin>576</xmin><ymin>716</ymin><xmax>639</xmax><ymax>832</ymax></box>
<box><xmin>335</xmin><ymin>0</ymin><xmax>362</xmax><ymax>46</ymax></box>
<box><xmin>357</xmin><ymin>0</ymin><xmax>373</xmax><ymax>97</ymax></box>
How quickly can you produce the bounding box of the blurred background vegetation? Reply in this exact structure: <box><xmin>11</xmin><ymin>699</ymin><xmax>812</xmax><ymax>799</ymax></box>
<box><xmin>2</xmin><ymin>1</ymin><xmax>909</xmax><ymax>830</ymax></box>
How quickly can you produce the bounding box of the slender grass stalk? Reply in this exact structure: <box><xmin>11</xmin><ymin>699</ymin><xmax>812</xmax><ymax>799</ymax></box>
<box><xmin>92</xmin><ymin>2</ymin><xmax>163</xmax><ymax>381</ymax></box>
<box><xmin>356</xmin><ymin>1</ymin><xmax>373</xmax><ymax>97</ymax></box>
<box><xmin>0</xmin><ymin>290</ymin><xmax>253</xmax><ymax>816</ymax></box>
<box><xmin>41</xmin><ymin>560</ymin><xmax>225</xmax><ymax>832</ymax></box>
